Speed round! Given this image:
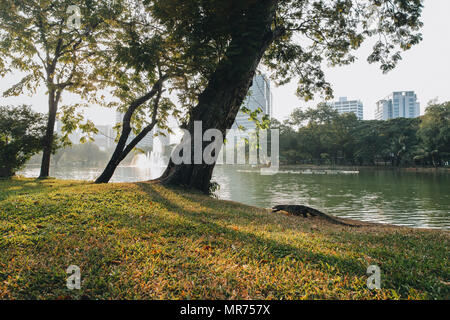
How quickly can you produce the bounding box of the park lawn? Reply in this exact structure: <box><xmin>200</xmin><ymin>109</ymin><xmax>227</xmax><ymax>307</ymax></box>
<box><xmin>0</xmin><ymin>178</ymin><xmax>448</xmax><ymax>300</ymax></box>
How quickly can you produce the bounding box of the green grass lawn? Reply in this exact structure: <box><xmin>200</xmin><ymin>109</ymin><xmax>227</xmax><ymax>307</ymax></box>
<box><xmin>0</xmin><ymin>178</ymin><xmax>448</xmax><ymax>299</ymax></box>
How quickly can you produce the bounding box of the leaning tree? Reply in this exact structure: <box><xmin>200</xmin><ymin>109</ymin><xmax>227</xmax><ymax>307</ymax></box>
<box><xmin>142</xmin><ymin>0</ymin><xmax>423</xmax><ymax>193</ymax></box>
<box><xmin>0</xmin><ymin>0</ymin><xmax>121</xmax><ymax>178</ymax></box>
<box><xmin>91</xmin><ymin>0</ymin><xmax>202</xmax><ymax>183</ymax></box>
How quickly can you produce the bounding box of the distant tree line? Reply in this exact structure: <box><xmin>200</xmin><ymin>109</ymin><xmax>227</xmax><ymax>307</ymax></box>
<box><xmin>1</xmin><ymin>100</ymin><xmax>448</xmax><ymax>178</ymax></box>
<box><xmin>0</xmin><ymin>104</ymin><xmax>113</xmax><ymax>177</ymax></box>
<box><xmin>273</xmin><ymin>101</ymin><xmax>450</xmax><ymax>167</ymax></box>
<box><xmin>27</xmin><ymin>143</ymin><xmax>114</xmax><ymax>168</ymax></box>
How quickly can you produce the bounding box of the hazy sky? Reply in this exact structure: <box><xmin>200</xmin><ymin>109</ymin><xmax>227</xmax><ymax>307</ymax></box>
<box><xmin>1</xmin><ymin>0</ymin><xmax>449</xmax><ymax>124</ymax></box>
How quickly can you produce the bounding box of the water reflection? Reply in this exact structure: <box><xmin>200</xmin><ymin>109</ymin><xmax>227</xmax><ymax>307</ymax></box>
<box><xmin>18</xmin><ymin>165</ymin><xmax>450</xmax><ymax>229</ymax></box>
<box><xmin>212</xmin><ymin>166</ymin><xmax>450</xmax><ymax>230</ymax></box>
<box><xmin>20</xmin><ymin>165</ymin><xmax>165</xmax><ymax>183</ymax></box>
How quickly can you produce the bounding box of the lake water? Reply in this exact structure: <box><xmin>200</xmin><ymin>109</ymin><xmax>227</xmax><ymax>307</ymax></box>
<box><xmin>19</xmin><ymin>165</ymin><xmax>450</xmax><ymax>230</ymax></box>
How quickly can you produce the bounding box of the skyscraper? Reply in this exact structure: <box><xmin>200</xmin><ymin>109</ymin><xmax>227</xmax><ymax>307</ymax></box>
<box><xmin>330</xmin><ymin>97</ymin><xmax>364</xmax><ymax>120</ymax></box>
<box><xmin>115</xmin><ymin>111</ymin><xmax>123</xmax><ymax>127</ymax></box>
<box><xmin>375</xmin><ymin>91</ymin><xmax>420</xmax><ymax>120</ymax></box>
<box><xmin>93</xmin><ymin>125</ymin><xmax>115</xmax><ymax>150</ymax></box>
<box><xmin>55</xmin><ymin>119</ymin><xmax>81</xmax><ymax>144</ymax></box>
<box><xmin>233</xmin><ymin>74</ymin><xmax>273</xmax><ymax>132</ymax></box>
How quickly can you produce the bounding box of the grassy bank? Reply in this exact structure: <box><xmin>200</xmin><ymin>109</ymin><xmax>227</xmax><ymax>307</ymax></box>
<box><xmin>0</xmin><ymin>178</ymin><xmax>448</xmax><ymax>299</ymax></box>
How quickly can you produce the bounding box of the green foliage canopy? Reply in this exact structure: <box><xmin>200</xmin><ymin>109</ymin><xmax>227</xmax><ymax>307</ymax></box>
<box><xmin>149</xmin><ymin>0</ymin><xmax>423</xmax><ymax>102</ymax></box>
<box><xmin>417</xmin><ymin>101</ymin><xmax>450</xmax><ymax>166</ymax></box>
<box><xmin>0</xmin><ymin>105</ymin><xmax>46</xmax><ymax>177</ymax></box>
<box><xmin>0</xmin><ymin>0</ymin><xmax>124</xmax><ymax>145</ymax></box>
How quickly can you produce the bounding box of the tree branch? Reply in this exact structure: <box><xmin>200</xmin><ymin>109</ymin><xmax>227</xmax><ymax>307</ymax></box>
<box><xmin>120</xmin><ymin>87</ymin><xmax>163</xmax><ymax>161</ymax></box>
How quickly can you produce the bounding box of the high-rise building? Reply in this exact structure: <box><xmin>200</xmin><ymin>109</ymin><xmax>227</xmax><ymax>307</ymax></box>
<box><xmin>233</xmin><ymin>74</ymin><xmax>273</xmax><ymax>132</ymax></box>
<box><xmin>93</xmin><ymin>125</ymin><xmax>115</xmax><ymax>150</ymax></box>
<box><xmin>330</xmin><ymin>97</ymin><xmax>364</xmax><ymax>120</ymax></box>
<box><xmin>115</xmin><ymin>111</ymin><xmax>123</xmax><ymax>127</ymax></box>
<box><xmin>55</xmin><ymin>119</ymin><xmax>81</xmax><ymax>144</ymax></box>
<box><xmin>375</xmin><ymin>91</ymin><xmax>420</xmax><ymax>120</ymax></box>
<box><xmin>139</xmin><ymin>134</ymin><xmax>153</xmax><ymax>149</ymax></box>
<box><xmin>56</xmin><ymin>119</ymin><xmax>63</xmax><ymax>135</ymax></box>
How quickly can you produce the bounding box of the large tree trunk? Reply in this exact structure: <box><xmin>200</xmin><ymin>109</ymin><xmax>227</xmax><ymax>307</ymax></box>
<box><xmin>0</xmin><ymin>167</ymin><xmax>14</xmax><ymax>178</ymax></box>
<box><xmin>158</xmin><ymin>0</ymin><xmax>281</xmax><ymax>193</ymax></box>
<box><xmin>39</xmin><ymin>89</ymin><xmax>60</xmax><ymax>178</ymax></box>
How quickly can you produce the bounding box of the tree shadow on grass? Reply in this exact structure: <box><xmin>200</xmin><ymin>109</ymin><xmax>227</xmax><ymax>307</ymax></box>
<box><xmin>0</xmin><ymin>178</ymin><xmax>84</xmax><ymax>201</ymax></box>
<box><xmin>135</xmin><ymin>182</ymin><xmax>450</xmax><ymax>299</ymax></box>
<box><xmin>135</xmin><ymin>182</ymin><xmax>368</xmax><ymax>282</ymax></box>
<box><xmin>3</xmin><ymin>180</ymin><xmax>445</xmax><ymax>298</ymax></box>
